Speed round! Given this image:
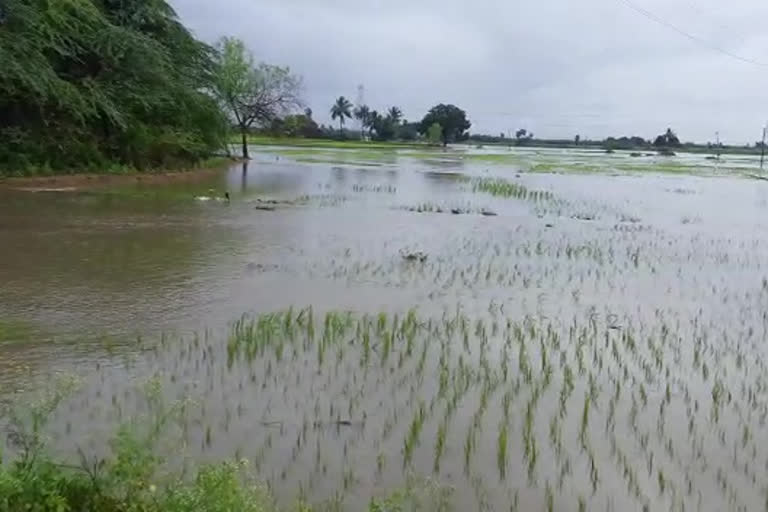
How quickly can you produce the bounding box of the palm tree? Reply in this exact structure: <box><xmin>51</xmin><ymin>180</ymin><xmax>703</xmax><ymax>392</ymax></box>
<box><xmin>387</xmin><ymin>106</ymin><xmax>402</xmax><ymax>125</ymax></box>
<box><xmin>330</xmin><ymin>96</ymin><xmax>352</xmax><ymax>136</ymax></box>
<box><xmin>368</xmin><ymin>110</ymin><xmax>381</xmax><ymax>138</ymax></box>
<box><xmin>353</xmin><ymin>104</ymin><xmax>371</xmax><ymax>139</ymax></box>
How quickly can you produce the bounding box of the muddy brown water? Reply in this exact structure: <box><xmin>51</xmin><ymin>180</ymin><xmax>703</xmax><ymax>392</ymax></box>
<box><xmin>3</xmin><ymin>148</ymin><xmax>768</xmax><ymax>510</ymax></box>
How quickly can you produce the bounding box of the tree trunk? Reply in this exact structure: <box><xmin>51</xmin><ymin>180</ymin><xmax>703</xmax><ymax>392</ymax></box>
<box><xmin>339</xmin><ymin>119</ymin><xmax>343</xmax><ymax>137</ymax></box>
<box><xmin>241</xmin><ymin>126</ymin><xmax>249</xmax><ymax>159</ymax></box>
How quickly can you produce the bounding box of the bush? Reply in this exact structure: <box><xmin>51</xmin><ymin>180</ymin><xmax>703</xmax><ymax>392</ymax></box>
<box><xmin>0</xmin><ymin>0</ymin><xmax>228</xmax><ymax>176</ymax></box>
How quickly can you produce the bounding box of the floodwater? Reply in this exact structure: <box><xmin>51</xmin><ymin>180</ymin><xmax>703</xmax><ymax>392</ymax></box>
<box><xmin>3</xmin><ymin>145</ymin><xmax>768</xmax><ymax>511</ymax></box>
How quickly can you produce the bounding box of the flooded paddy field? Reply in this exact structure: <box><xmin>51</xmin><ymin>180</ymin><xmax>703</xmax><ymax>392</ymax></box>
<box><xmin>3</xmin><ymin>145</ymin><xmax>768</xmax><ymax>510</ymax></box>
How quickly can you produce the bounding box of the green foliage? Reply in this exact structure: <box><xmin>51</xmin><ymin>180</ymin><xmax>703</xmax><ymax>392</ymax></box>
<box><xmin>212</xmin><ymin>37</ymin><xmax>302</xmax><ymax>157</ymax></box>
<box><xmin>367</xmin><ymin>476</ymin><xmax>453</xmax><ymax>512</ymax></box>
<box><xmin>514</xmin><ymin>128</ymin><xmax>534</xmax><ymax>145</ymax></box>
<box><xmin>654</xmin><ymin>128</ymin><xmax>681</xmax><ymax>148</ymax></box>
<box><xmin>0</xmin><ymin>320</ymin><xmax>32</xmax><ymax>344</ymax></box>
<box><xmin>0</xmin><ymin>0</ymin><xmax>228</xmax><ymax>175</ymax></box>
<box><xmin>426</xmin><ymin>123</ymin><xmax>443</xmax><ymax>145</ymax></box>
<box><xmin>330</xmin><ymin>96</ymin><xmax>353</xmax><ymax>134</ymax></box>
<box><xmin>418</xmin><ymin>104</ymin><xmax>470</xmax><ymax>146</ymax></box>
<box><xmin>370</xmin><ymin>111</ymin><xmax>396</xmax><ymax>141</ymax></box>
<box><xmin>0</xmin><ymin>448</ymin><xmax>276</xmax><ymax>512</ymax></box>
<box><xmin>354</xmin><ymin>104</ymin><xmax>373</xmax><ymax>137</ymax></box>
<box><xmin>387</xmin><ymin>106</ymin><xmax>402</xmax><ymax>125</ymax></box>
<box><xmin>270</xmin><ymin>111</ymin><xmax>321</xmax><ymax>138</ymax></box>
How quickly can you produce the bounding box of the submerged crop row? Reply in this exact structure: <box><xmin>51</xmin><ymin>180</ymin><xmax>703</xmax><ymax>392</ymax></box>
<box><xmin>5</xmin><ymin>302</ymin><xmax>768</xmax><ymax>511</ymax></box>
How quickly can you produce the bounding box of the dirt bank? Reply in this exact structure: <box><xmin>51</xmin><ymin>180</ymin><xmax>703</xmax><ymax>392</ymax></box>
<box><xmin>0</xmin><ymin>158</ymin><xmax>242</xmax><ymax>192</ymax></box>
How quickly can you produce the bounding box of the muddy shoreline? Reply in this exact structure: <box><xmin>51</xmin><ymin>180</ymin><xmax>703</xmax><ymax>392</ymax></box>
<box><xmin>0</xmin><ymin>158</ymin><xmax>242</xmax><ymax>192</ymax></box>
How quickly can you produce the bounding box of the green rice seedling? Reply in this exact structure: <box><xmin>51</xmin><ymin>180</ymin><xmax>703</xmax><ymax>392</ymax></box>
<box><xmin>434</xmin><ymin>420</ymin><xmax>446</xmax><ymax>473</ymax></box>
<box><xmin>377</xmin><ymin>312</ymin><xmax>387</xmax><ymax>335</ymax></box>
<box><xmin>416</xmin><ymin>340</ymin><xmax>428</xmax><ymax>377</ymax></box>
<box><xmin>580</xmin><ymin>393</ymin><xmax>591</xmax><ymax>449</ymax></box>
<box><xmin>502</xmin><ymin>389</ymin><xmax>512</xmax><ymax>421</ymax></box>
<box><xmin>464</xmin><ymin>424</ymin><xmax>474</xmax><ymax>473</ymax></box>
<box><xmin>361</xmin><ymin>328</ymin><xmax>371</xmax><ymax>367</ymax></box>
<box><xmin>497</xmin><ymin>420</ymin><xmax>508</xmax><ymax>479</ymax></box>
<box><xmin>545</xmin><ymin>481</ymin><xmax>554</xmax><ymax>512</ymax></box>
<box><xmin>403</xmin><ymin>401</ymin><xmax>425</xmax><ymax>466</ymax></box>
<box><xmin>438</xmin><ymin>365</ymin><xmax>449</xmax><ymax>400</ymax></box>
<box><xmin>527</xmin><ymin>435</ymin><xmax>538</xmax><ymax>484</ymax></box>
<box><xmin>381</xmin><ymin>330</ymin><xmax>392</xmax><ymax>366</ymax></box>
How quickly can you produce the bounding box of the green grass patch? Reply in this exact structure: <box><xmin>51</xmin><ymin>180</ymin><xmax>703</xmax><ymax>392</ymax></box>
<box><xmin>238</xmin><ymin>135</ymin><xmax>429</xmax><ymax>150</ymax></box>
<box><xmin>0</xmin><ymin>319</ymin><xmax>33</xmax><ymax>344</ymax></box>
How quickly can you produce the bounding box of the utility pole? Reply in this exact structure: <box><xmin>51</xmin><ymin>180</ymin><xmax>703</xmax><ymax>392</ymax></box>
<box><xmin>355</xmin><ymin>84</ymin><xmax>365</xmax><ymax>140</ymax></box>
<box><xmin>715</xmin><ymin>131</ymin><xmax>720</xmax><ymax>161</ymax></box>
<box><xmin>760</xmin><ymin>125</ymin><xmax>767</xmax><ymax>172</ymax></box>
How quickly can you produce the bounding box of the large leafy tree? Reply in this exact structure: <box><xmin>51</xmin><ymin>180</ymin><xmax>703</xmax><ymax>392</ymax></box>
<box><xmin>418</xmin><ymin>104</ymin><xmax>470</xmax><ymax>146</ymax></box>
<box><xmin>330</xmin><ymin>96</ymin><xmax>352</xmax><ymax>136</ymax></box>
<box><xmin>212</xmin><ymin>37</ymin><xmax>302</xmax><ymax>159</ymax></box>
<box><xmin>653</xmin><ymin>128</ymin><xmax>681</xmax><ymax>148</ymax></box>
<box><xmin>371</xmin><ymin>113</ymin><xmax>395</xmax><ymax>141</ymax></box>
<box><xmin>0</xmin><ymin>0</ymin><xmax>228</xmax><ymax>173</ymax></box>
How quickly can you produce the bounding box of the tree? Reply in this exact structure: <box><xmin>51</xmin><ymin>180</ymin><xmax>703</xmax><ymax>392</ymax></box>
<box><xmin>515</xmin><ymin>128</ymin><xmax>534</xmax><ymax>145</ymax></box>
<box><xmin>353</xmin><ymin>104</ymin><xmax>371</xmax><ymax>138</ymax></box>
<box><xmin>387</xmin><ymin>106</ymin><xmax>403</xmax><ymax>125</ymax></box>
<box><xmin>278</xmin><ymin>113</ymin><xmax>320</xmax><ymax>138</ymax></box>
<box><xmin>574</xmin><ymin>134</ymin><xmax>580</xmax><ymax>145</ymax></box>
<box><xmin>418</xmin><ymin>104</ymin><xmax>471</xmax><ymax>146</ymax></box>
<box><xmin>212</xmin><ymin>37</ymin><xmax>302</xmax><ymax>159</ymax></box>
<box><xmin>426</xmin><ymin>123</ymin><xmax>443</xmax><ymax>145</ymax></box>
<box><xmin>330</xmin><ymin>96</ymin><xmax>353</xmax><ymax>136</ymax></box>
<box><xmin>372</xmin><ymin>112</ymin><xmax>396</xmax><ymax>141</ymax></box>
<box><xmin>368</xmin><ymin>110</ymin><xmax>380</xmax><ymax>138</ymax></box>
<box><xmin>400</xmin><ymin>122</ymin><xmax>420</xmax><ymax>141</ymax></box>
<box><xmin>653</xmin><ymin>128</ymin><xmax>681</xmax><ymax>148</ymax></box>
<box><xmin>0</xmin><ymin>0</ymin><xmax>228</xmax><ymax>173</ymax></box>
<box><xmin>665</xmin><ymin>128</ymin><xmax>681</xmax><ymax>146</ymax></box>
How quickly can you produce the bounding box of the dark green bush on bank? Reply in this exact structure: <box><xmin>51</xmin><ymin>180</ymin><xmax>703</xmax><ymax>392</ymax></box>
<box><xmin>0</xmin><ymin>0</ymin><xmax>228</xmax><ymax>175</ymax></box>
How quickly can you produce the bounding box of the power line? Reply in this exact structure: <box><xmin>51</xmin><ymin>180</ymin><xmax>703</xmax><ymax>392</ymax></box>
<box><xmin>617</xmin><ymin>0</ymin><xmax>768</xmax><ymax>67</ymax></box>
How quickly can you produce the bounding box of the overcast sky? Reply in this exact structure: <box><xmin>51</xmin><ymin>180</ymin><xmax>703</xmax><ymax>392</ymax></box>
<box><xmin>173</xmin><ymin>0</ymin><xmax>768</xmax><ymax>144</ymax></box>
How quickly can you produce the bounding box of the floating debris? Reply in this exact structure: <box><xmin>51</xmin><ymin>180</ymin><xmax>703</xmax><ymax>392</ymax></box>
<box><xmin>400</xmin><ymin>250</ymin><xmax>428</xmax><ymax>262</ymax></box>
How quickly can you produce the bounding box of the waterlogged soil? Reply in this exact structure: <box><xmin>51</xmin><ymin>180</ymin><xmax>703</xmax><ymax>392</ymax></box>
<box><xmin>3</xmin><ymin>146</ymin><xmax>768</xmax><ymax>510</ymax></box>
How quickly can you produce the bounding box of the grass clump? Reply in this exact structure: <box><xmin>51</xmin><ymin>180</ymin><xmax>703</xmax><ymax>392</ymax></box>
<box><xmin>471</xmin><ymin>178</ymin><xmax>553</xmax><ymax>202</ymax></box>
<box><xmin>0</xmin><ymin>320</ymin><xmax>32</xmax><ymax>344</ymax></box>
<box><xmin>239</xmin><ymin>135</ymin><xmax>427</xmax><ymax>151</ymax></box>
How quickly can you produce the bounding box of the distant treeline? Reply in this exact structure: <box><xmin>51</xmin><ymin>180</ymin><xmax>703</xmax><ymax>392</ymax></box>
<box><xmin>468</xmin><ymin>130</ymin><xmax>766</xmax><ymax>156</ymax></box>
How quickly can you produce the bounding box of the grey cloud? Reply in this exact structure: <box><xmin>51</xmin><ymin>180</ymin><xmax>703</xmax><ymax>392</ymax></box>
<box><xmin>173</xmin><ymin>0</ymin><xmax>768</xmax><ymax>143</ymax></box>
